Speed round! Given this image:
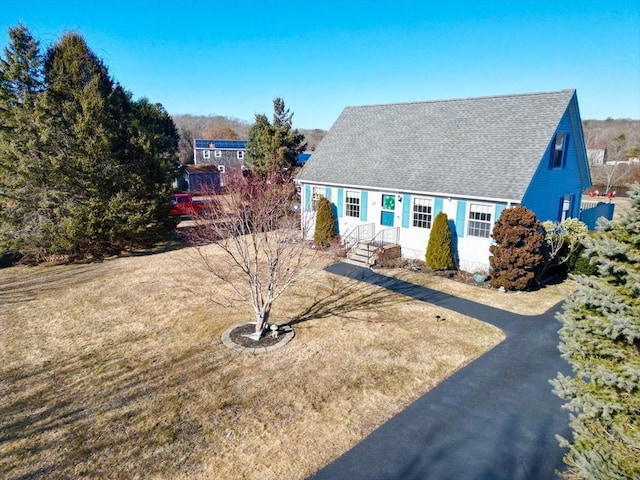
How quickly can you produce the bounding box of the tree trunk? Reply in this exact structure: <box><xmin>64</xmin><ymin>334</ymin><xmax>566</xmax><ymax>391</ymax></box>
<box><xmin>254</xmin><ymin>307</ymin><xmax>271</xmax><ymax>335</ymax></box>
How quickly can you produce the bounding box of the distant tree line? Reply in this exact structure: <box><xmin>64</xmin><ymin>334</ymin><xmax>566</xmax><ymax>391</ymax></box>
<box><xmin>0</xmin><ymin>24</ymin><xmax>180</xmax><ymax>262</ymax></box>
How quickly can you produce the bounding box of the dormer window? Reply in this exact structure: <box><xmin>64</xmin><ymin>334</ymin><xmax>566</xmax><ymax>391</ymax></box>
<box><xmin>551</xmin><ymin>133</ymin><xmax>567</xmax><ymax>169</ymax></box>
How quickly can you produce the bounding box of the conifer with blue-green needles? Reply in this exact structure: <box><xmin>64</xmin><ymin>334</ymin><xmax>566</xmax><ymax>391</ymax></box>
<box><xmin>552</xmin><ymin>183</ymin><xmax>640</xmax><ymax>479</ymax></box>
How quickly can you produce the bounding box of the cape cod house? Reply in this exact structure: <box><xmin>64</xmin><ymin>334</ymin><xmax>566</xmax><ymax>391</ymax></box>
<box><xmin>297</xmin><ymin>89</ymin><xmax>594</xmax><ymax>272</ymax></box>
<box><xmin>193</xmin><ymin>139</ymin><xmax>247</xmax><ymax>187</ymax></box>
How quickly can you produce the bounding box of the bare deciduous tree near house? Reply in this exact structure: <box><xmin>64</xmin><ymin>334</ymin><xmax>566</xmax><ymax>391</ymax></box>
<box><xmin>186</xmin><ymin>169</ymin><xmax>315</xmax><ymax>338</ymax></box>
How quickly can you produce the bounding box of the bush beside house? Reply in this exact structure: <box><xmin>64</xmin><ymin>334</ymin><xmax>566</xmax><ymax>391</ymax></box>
<box><xmin>425</xmin><ymin>212</ymin><xmax>455</xmax><ymax>271</ymax></box>
<box><xmin>313</xmin><ymin>197</ymin><xmax>336</xmax><ymax>247</ymax></box>
<box><xmin>489</xmin><ymin>206</ymin><xmax>544</xmax><ymax>290</ymax></box>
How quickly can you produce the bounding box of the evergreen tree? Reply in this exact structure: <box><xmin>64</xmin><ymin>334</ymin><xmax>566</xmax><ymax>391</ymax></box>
<box><xmin>489</xmin><ymin>205</ymin><xmax>544</xmax><ymax>290</ymax></box>
<box><xmin>313</xmin><ymin>196</ymin><xmax>336</xmax><ymax>247</ymax></box>
<box><xmin>425</xmin><ymin>212</ymin><xmax>455</xmax><ymax>270</ymax></box>
<box><xmin>0</xmin><ymin>24</ymin><xmax>53</xmax><ymax>258</ymax></box>
<box><xmin>0</xmin><ymin>26</ymin><xmax>179</xmax><ymax>261</ymax></box>
<box><xmin>552</xmin><ymin>184</ymin><xmax>640</xmax><ymax>480</ymax></box>
<box><xmin>246</xmin><ymin>97</ymin><xmax>307</xmax><ymax>176</ymax></box>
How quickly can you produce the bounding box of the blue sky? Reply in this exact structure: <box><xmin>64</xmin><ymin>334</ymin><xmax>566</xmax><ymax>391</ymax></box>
<box><xmin>2</xmin><ymin>1</ymin><xmax>639</xmax><ymax>129</ymax></box>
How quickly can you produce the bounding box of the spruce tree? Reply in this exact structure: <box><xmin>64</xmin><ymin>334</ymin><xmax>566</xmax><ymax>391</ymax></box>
<box><xmin>0</xmin><ymin>24</ymin><xmax>53</xmax><ymax>258</ymax></box>
<box><xmin>246</xmin><ymin>97</ymin><xmax>307</xmax><ymax>177</ymax></box>
<box><xmin>425</xmin><ymin>212</ymin><xmax>455</xmax><ymax>270</ymax></box>
<box><xmin>552</xmin><ymin>184</ymin><xmax>640</xmax><ymax>480</ymax></box>
<box><xmin>313</xmin><ymin>196</ymin><xmax>336</xmax><ymax>247</ymax></box>
<box><xmin>0</xmin><ymin>26</ymin><xmax>178</xmax><ymax>261</ymax></box>
<box><xmin>489</xmin><ymin>205</ymin><xmax>544</xmax><ymax>290</ymax></box>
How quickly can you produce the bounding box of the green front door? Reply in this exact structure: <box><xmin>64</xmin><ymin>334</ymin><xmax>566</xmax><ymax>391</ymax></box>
<box><xmin>381</xmin><ymin>194</ymin><xmax>395</xmax><ymax>227</ymax></box>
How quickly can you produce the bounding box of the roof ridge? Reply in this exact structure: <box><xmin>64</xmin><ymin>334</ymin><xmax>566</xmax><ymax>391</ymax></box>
<box><xmin>344</xmin><ymin>89</ymin><xmax>575</xmax><ymax>110</ymax></box>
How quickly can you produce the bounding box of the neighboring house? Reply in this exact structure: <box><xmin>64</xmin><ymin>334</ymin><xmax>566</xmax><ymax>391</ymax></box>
<box><xmin>193</xmin><ymin>139</ymin><xmax>247</xmax><ymax>186</ymax></box>
<box><xmin>297</xmin><ymin>89</ymin><xmax>594</xmax><ymax>272</ymax></box>
<box><xmin>177</xmin><ymin>164</ymin><xmax>221</xmax><ymax>193</ymax></box>
<box><xmin>587</xmin><ymin>145</ymin><xmax>608</xmax><ymax>165</ymax></box>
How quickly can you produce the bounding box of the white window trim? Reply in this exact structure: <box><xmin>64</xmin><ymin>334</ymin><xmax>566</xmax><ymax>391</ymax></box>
<box><xmin>214</xmin><ymin>150</ymin><xmax>222</xmax><ymax>158</ymax></box>
<box><xmin>218</xmin><ymin>165</ymin><xmax>225</xmax><ymax>173</ymax></box>
<box><xmin>345</xmin><ymin>190</ymin><xmax>361</xmax><ymax>218</ymax></box>
<box><xmin>203</xmin><ymin>150</ymin><xmax>210</xmax><ymax>159</ymax></box>
<box><xmin>412</xmin><ymin>197</ymin><xmax>433</xmax><ymax>229</ymax></box>
<box><xmin>237</xmin><ymin>151</ymin><xmax>245</xmax><ymax>159</ymax></box>
<box><xmin>311</xmin><ymin>186</ymin><xmax>324</xmax><ymax>211</ymax></box>
<box><xmin>467</xmin><ymin>202</ymin><xmax>493</xmax><ymax>238</ymax></box>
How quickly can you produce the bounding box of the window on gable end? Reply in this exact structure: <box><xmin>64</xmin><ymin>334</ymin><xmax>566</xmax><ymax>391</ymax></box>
<box><xmin>551</xmin><ymin>133</ymin><xmax>567</xmax><ymax>169</ymax></box>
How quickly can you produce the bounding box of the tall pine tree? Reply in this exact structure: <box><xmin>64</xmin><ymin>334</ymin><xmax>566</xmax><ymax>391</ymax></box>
<box><xmin>246</xmin><ymin>97</ymin><xmax>306</xmax><ymax>177</ymax></box>
<box><xmin>552</xmin><ymin>184</ymin><xmax>640</xmax><ymax>479</ymax></box>
<box><xmin>0</xmin><ymin>26</ymin><xmax>179</xmax><ymax>261</ymax></box>
<box><xmin>0</xmin><ymin>24</ymin><xmax>54</xmax><ymax>259</ymax></box>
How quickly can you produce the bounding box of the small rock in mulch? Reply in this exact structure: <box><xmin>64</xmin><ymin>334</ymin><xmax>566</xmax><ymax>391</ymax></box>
<box><xmin>228</xmin><ymin>323</ymin><xmax>289</xmax><ymax>348</ymax></box>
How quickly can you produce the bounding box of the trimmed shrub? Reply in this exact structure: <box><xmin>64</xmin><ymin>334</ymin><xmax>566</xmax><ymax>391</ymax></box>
<box><xmin>313</xmin><ymin>196</ymin><xmax>336</xmax><ymax>247</ymax></box>
<box><xmin>489</xmin><ymin>206</ymin><xmax>544</xmax><ymax>290</ymax></box>
<box><xmin>426</xmin><ymin>212</ymin><xmax>455</xmax><ymax>270</ymax></box>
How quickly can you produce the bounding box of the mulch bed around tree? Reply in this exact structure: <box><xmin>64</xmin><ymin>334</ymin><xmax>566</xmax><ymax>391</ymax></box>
<box><xmin>228</xmin><ymin>323</ymin><xmax>291</xmax><ymax>348</ymax></box>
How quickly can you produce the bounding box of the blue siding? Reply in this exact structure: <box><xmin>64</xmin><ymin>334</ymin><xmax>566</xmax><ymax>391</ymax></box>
<box><xmin>522</xmin><ymin>96</ymin><xmax>588</xmax><ymax>223</ymax></box>
<box><xmin>304</xmin><ymin>184</ymin><xmax>311</xmax><ymax>211</ymax></box>
<box><xmin>402</xmin><ymin>194</ymin><xmax>411</xmax><ymax>228</ymax></box>
<box><xmin>337</xmin><ymin>188</ymin><xmax>344</xmax><ymax>217</ymax></box>
<box><xmin>456</xmin><ymin>200</ymin><xmax>467</xmax><ymax>237</ymax></box>
<box><xmin>360</xmin><ymin>191</ymin><xmax>368</xmax><ymax>221</ymax></box>
<box><xmin>434</xmin><ymin>197</ymin><xmax>444</xmax><ymax>217</ymax></box>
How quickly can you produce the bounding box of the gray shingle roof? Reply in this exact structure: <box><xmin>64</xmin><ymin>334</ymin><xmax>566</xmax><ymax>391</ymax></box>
<box><xmin>298</xmin><ymin>90</ymin><xmax>577</xmax><ymax>201</ymax></box>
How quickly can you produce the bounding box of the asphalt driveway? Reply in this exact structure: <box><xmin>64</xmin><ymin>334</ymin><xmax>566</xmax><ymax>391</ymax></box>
<box><xmin>309</xmin><ymin>262</ymin><xmax>571</xmax><ymax>480</ymax></box>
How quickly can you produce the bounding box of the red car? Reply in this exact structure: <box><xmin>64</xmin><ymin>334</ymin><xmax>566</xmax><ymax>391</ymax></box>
<box><xmin>169</xmin><ymin>193</ymin><xmax>204</xmax><ymax>217</ymax></box>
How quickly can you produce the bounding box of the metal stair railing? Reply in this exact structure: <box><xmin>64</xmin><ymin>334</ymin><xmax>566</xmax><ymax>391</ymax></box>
<box><xmin>363</xmin><ymin>227</ymin><xmax>400</xmax><ymax>264</ymax></box>
<box><xmin>341</xmin><ymin>223</ymin><xmax>375</xmax><ymax>249</ymax></box>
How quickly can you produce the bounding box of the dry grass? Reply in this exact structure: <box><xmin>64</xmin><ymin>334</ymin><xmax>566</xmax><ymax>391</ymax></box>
<box><xmin>378</xmin><ymin>267</ymin><xmax>575</xmax><ymax>315</ymax></box>
<box><xmin>2</xmin><ymin>244</ymin><xmax>509</xmax><ymax>479</ymax></box>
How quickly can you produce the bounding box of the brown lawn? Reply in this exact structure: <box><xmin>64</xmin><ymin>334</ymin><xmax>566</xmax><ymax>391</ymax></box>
<box><xmin>0</xmin><ymin>242</ymin><xmax>570</xmax><ymax>479</ymax></box>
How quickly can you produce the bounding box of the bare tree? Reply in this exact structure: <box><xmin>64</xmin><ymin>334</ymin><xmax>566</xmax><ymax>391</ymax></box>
<box><xmin>186</xmin><ymin>170</ymin><xmax>315</xmax><ymax>339</ymax></box>
<box><xmin>591</xmin><ymin>134</ymin><xmax>637</xmax><ymax>195</ymax></box>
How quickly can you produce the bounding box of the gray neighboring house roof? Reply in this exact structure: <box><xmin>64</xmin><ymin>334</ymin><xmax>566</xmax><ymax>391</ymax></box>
<box><xmin>298</xmin><ymin>89</ymin><xmax>577</xmax><ymax>202</ymax></box>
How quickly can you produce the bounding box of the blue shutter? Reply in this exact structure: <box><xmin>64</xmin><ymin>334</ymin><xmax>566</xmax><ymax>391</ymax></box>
<box><xmin>304</xmin><ymin>184</ymin><xmax>311</xmax><ymax>211</ymax></box>
<box><xmin>563</xmin><ymin>133</ymin><xmax>570</xmax><ymax>168</ymax></box>
<box><xmin>401</xmin><ymin>194</ymin><xmax>411</xmax><ymax>228</ymax></box>
<box><xmin>456</xmin><ymin>200</ymin><xmax>467</xmax><ymax>237</ymax></box>
<box><xmin>557</xmin><ymin>197</ymin><xmax>564</xmax><ymax>221</ymax></box>
<box><xmin>360</xmin><ymin>191</ymin><xmax>368</xmax><ymax>221</ymax></box>
<box><xmin>494</xmin><ymin>203</ymin><xmax>506</xmax><ymax>223</ymax></box>
<box><xmin>434</xmin><ymin>197</ymin><xmax>444</xmax><ymax>217</ymax></box>
<box><xmin>325</xmin><ymin>187</ymin><xmax>332</xmax><ymax>201</ymax></box>
<box><xmin>337</xmin><ymin>188</ymin><xmax>344</xmax><ymax>218</ymax></box>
